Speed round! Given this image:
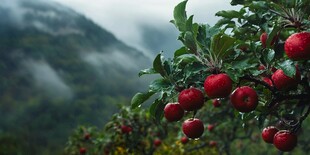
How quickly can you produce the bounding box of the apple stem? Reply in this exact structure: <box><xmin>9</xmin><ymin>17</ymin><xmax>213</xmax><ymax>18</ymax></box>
<box><xmin>193</xmin><ymin>110</ymin><xmax>197</xmax><ymax>118</ymax></box>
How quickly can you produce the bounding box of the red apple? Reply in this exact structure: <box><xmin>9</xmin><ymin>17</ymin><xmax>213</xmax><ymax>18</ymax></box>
<box><xmin>79</xmin><ymin>147</ymin><xmax>86</xmax><ymax>154</ymax></box>
<box><xmin>261</xmin><ymin>126</ymin><xmax>279</xmax><ymax>143</ymax></box>
<box><xmin>230</xmin><ymin>86</ymin><xmax>258</xmax><ymax>113</ymax></box>
<box><xmin>204</xmin><ymin>73</ymin><xmax>232</xmax><ymax>99</ymax></box>
<box><xmin>84</xmin><ymin>133</ymin><xmax>91</xmax><ymax>140</ymax></box>
<box><xmin>153</xmin><ymin>139</ymin><xmax>162</xmax><ymax>147</ymax></box>
<box><xmin>207</xmin><ymin>124</ymin><xmax>215</xmax><ymax>132</ymax></box>
<box><xmin>262</xmin><ymin>77</ymin><xmax>273</xmax><ymax>87</ymax></box>
<box><xmin>284</xmin><ymin>32</ymin><xmax>310</xmax><ymax>60</ymax></box>
<box><xmin>273</xmin><ymin>130</ymin><xmax>297</xmax><ymax>152</ymax></box>
<box><xmin>178</xmin><ymin>88</ymin><xmax>204</xmax><ymax>111</ymax></box>
<box><xmin>121</xmin><ymin>125</ymin><xmax>132</xmax><ymax>134</ymax></box>
<box><xmin>209</xmin><ymin>141</ymin><xmax>217</xmax><ymax>147</ymax></box>
<box><xmin>258</xmin><ymin>65</ymin><xmax>266</xmax><ymax>71</ymax></box>
<box><xmin>181</xmin><ymin>136</ymin><xmax>189</xmax><ymax>144</ymax></box>
<box><xmin>212</xmin><ymin>99</ymin><xmax>221</xmax><ymax>107</ymax></box>
<box><xmin>182</xmin><ymin>118</ymin><xmax>204</xmax><ymax>139</ymax></box>
<box><xmin>164</xmin><ymin>102</ymin><xmax>184</xmax><ymax>122</ymax></box>
<box><xmin>271</xmin><ymin>68</ymin><xmax>300</xmax><ymax>90</ymax></box>
<box><xmin>260</xmin><ymin>32</ymin><xmax>278</xmax><ymax>48</ymax></box>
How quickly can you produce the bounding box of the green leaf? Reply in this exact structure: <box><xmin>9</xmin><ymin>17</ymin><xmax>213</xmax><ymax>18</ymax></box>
<box><xmin>150</xmin><ymin>92</ymin><xmax>167</xmax><ymax>122</ymax></box>
<box><xmin>266</xmin><ymin>24</ymin><xmax>280</xmax><ymax>48</ymax></box>
<box><xmin>174</xmin><ymin>46</ymin><xmax>189</xmax><ymax>58</ymax></box>
<box><xmin>230</xmin><ymin>0</ymin><xmax>245</xmax><ymax>5</ymax></box>
<box><xmin>149</xmin><ymin>78</ymin><xmax>171</xmax><ymax>92</ymax></box>
<box><xmin>211</xmin><ymin>33</ymin><xmax>236</xmax><ymax>59</ymax></box>
<box><xmin>131</xmin><ymin>92</ymin><xmax>155</xmax><ymax>109</ymax></box>
<box><xmin>186</xmin><ymin>15</ymin><xmax>194</xmax><ymax>31</ymax></box>
<box><xmin>264</xmin><ymin>49</ymin><xmax>275</xmax><ymax>63</ymax></box>
<box><xmin>215</xmin><ymin>10</ymin><xmax>242</xmax><ymax>19</ymax></box>
<box><xmin>246</xmin><ymin>1</ymin><xmax>268</xmax><ymax>10</ymax></box>
<box><xmin>184</xmin><ymin>31</ymin><xmax>197</xmax><ymax>53</ymax></box>
<box><xmin>278</xmin><ymin>60</ymin><xmax>296</xmax><ymax>78</ymax></box>
<box><xmin>173</xmin><ymin>0</ymin><xmax>188</xmax><ymax>31</ymax></box>
<box><xmin>175</xmin><ymin>54</ymin><xmax>197</xmax><ymax>66</ymax></box>
<box><xmin>153</xmin><ymin>53</ymin><xmax>167</xmax><ymax>77</ymax></box>
<box><xmin>241</xmin><ymin>112</ymin><xmax>256</xmax><ymax>121</ymax></box>
<box><xmin>149</xmin><ymin>99</ymin><xmax>165</xmax><ymax>122</ymax></box>
<box><xmin>215</xmin><ymin>18</ymin><xmax>235</xmax><ymax>28</ymax></box>
<box><xmin>225</xmin><ymin>68</ymin><xmax>241</xmax><ymax>82</ymax></box>
<box><xmin>138</xmin><ymin>68</ymin><xmax>157</xmax><ymax>77</ymax></box>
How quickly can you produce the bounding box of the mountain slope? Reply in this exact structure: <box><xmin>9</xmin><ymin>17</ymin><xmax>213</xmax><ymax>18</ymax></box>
<box><xmin>0</xmin><ymin>0</ymin><xmax>151</xmax><ymax>154</ymax></box>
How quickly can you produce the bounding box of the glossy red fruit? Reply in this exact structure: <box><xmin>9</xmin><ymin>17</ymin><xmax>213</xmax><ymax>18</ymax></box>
<box><xmin>261</xmin><ymin>126</ymin><xmax>279</xmax><ymax>143</ymax></box>
<box><xmin>271</xmin><ymin>68</ymin><xmax>300</xmax><ymax>90</ymax></box>
<box><xmin>230</xmin><ymin>86</ymin><xmax>258</xmax><ymax>113</ymax></box>
<box><xmin>181</xmin><ymin>136</ymin><xmax>189</xmax><ymax>144</ymax></box>
<box><xmin>260</xmin><ymin>32</ymin><xmax>278</xmax><ymax>48</ymax></box>
<box><xmin>212</xmin><ymin>99</ymin><xmax>221</xmax><ymax>107</ymax></box>
<box><xmin>153</xmin><ymin>139</ymin><xmax>162</xmax><ymax>147</ymax></box>
<box><xmin>209</xmin><ymin>141</ymin><xmax>217</xmax><ymax>147</ymax></box>
<box><xmin>164</xmin><ymin>102</ymin><xmax>184</xmax><ymax>122</ymax></box>
<box><xmin>284</xmin><ymin>32</ymin><xmax>310</xmax><ymax>60</ymax></box>
<box><xmin>258</xmin><ymin>65</ymin><xmax>266</xmax><ymax>71</ymax></box>
<box><xmin>262</xmin><ymin>77</ymin><xmax>273</xmax><ymax>87</ymax></box>
<box><xmin>178</xmin><ymin>88</ymin><xmax>204</xmax><ymax>111</ymax></box>
<box><xmin>121</xmin><ymin>125</ymin><xmax>132</xmax><ymax>134</ymax></box>
<box><xmin>273</xmin><ymin>130</ymin><xmax>297</xmax><ymax>152</ymax></box>
<box><xmin>79</xmin><ymin>147</ymin><xmax>86</xmax><ymax>154</ymax></box>
<box><xmin>207</xmin><ymin>124</ymin><xmax>215</xmax><ymax>132</ymax></box>
<box><xmin>204</xmin><ymin>73</ymin><xmax>232</xmax><ymax>99</ymax></box>
<box><xmin>84</xmin><ymin>133</ymin><xmax>91</xmax><ymax>140</ymax></box>
<box><xmin>182</xmin><ymin>118</ymin><xmax>204</xmax><ymax>139</ymax></box>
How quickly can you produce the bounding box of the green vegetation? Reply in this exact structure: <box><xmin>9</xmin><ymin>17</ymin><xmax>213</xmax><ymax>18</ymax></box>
<box><xmin>66</xmin><ymin>0</ymin><xmax>310</xmax><ymax>154</ymax></box>
<box><xmin>0</xmin><ymin>0</ymin><xmax>149</xmax><ymax>154</ymax></box>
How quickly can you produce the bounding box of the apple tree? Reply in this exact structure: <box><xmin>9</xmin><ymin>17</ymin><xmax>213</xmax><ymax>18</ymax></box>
<box><xmin>65</xmin><ymin>0</ymin><xmax>310</xmax><ymax>154</ymax></box>
<box><xmin>131</xmin><ymin>0</ymin><xmax>310</xmax><ymax>154</ymax></box>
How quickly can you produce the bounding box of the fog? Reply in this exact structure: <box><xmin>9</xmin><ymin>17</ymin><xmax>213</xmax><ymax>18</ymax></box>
<box><xmin>23</xmin><ymin>59</ymin><xmax>73</xmax><ymax>99</ymax></box>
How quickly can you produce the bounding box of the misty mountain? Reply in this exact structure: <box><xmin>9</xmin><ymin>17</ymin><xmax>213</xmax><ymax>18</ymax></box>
<box><xmin>0</xmin><ymin>0</ymin><xmax>151</xmax><ymax>154</ymax></box>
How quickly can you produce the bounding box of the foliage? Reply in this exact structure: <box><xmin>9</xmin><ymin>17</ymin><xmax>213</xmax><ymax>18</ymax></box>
<box><xmin>65</xmin><ymin>0</ymin><xmax>310</xmax><ymax>154</ymax></box>
<box><xmin>130</xmin><ymin>0</ymin><xmax>310</xmax><ymax>154</ymax></box>
<box><xmin>0</xmin><ymin>1</ymin><xmax>150</xmax><ymax>154</ymax></box>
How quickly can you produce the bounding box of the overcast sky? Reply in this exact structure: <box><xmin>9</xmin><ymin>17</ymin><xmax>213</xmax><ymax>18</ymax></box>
<box><xmin>52</xmin><ymin>0</ymin><xmax>239</xmax><ymax>57</ymax></box>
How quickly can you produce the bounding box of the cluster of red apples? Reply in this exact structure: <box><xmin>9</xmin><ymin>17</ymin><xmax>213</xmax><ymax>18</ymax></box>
<box><xmin>163</xmin><ymin>31</ymin><xmax>309</xmax><ymax>151</ymax></box>
<box><xmin>164</xmin><ymin>73</ymin><xmax>257</xmax><ymax>139</ymax></box>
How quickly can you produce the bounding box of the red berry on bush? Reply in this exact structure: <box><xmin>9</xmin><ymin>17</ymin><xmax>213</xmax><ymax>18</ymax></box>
<box><xmin>258</xmin><ymin>65</ymin><xmax>266</xmax><ymax>71</ymax></box>
<box><xmin>209</xmin><ymin>141</ymin><xmax>217</xmax><ymax>147</ymax></box>
<box><xmin>164</xmin><ymin>102</ymin><xmax>184</xmax><ymax>122</ymax></box>
<box><xmin>84</xmin><ymin>133</ymin><xmax>91</xmax><ymax>140</ymax></box>
<box><xmin>178</xmin><ymin>88</ymin><xmax>204</xmax><ymax>111</ymax></box>
<box><xmin>181</xmin><ymin>136</ymin><xmax>189</xmax><ymax>144</ymax></box>
<box><xmin>284</xmin><ymin>32</ymin><xmax>310</xmax><ymax>60</ymax></box>
<box><xmin>212</xmin><ymin>99</ymin><xmax>221</xmax><ymax>107</ymax></box>
<box><xmin>262</xmin><ymin>77</ymin><xmax>273</xmax><ymax>87</ymax></box>
<box><xmin>121</xmin><ymin>125</ymin><xmax>132</xmax><ymax>134</ymax></box>
<box><xmin>271</xmin><ymin>68</ymin><xmax>300</xmax><ymax>91</ymax></box>
<box><xmin>182</xmin><ymin>118</ymin><xmax>204</xmax><ymax>139</ymax></box>
<box><xmin>230</xmin><ymin>86</ymin><xmax>258</xmax><ymax>113</ymax></box>
<box><xmin>207</xmin><ymin>124</ymin><xmax>215</xmax><ymax>132</ymax></box>
<box><xmin>153</xmin><ymin>139</ymin><xmax>162</xmax><ymax>147</ymax></box>
<box><xmin>79</xmin><ymin>147</ymin><xmax>86</xmax><ymax>154</ymax></box>
<box><xmin>273</xmin><ymin>130</ymin><xmax>297</xmax><ymax>152</ymax></box>
<box><xmin>204</xmin><ymin>73</ymin><xmax>232</xmax><ymax>99</ymax></box>
<box><xmin>261</xmin><ymin>126</ymin><xmax>279</xmax><ymax>143</ymax></box>
<box><xmin>260</xmin><ymin>32</ymin><xmax>278</xmax><ymax>48</ymax></box>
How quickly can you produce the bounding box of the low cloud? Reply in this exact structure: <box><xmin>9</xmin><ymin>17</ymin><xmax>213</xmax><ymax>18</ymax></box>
<box><xmin>82</xmin><ymin>48</ymin><xmax>139</xmax><ymax>71</ymax></box>
<box><xmin>22</xmin><ymin>59</ymin><xmax>73</xmax><ymax>99</ymax></box>
<box><xmin>51</xmin><ymin>0</ymin><xmax>240</xmax><ymax>57</ymax></box>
